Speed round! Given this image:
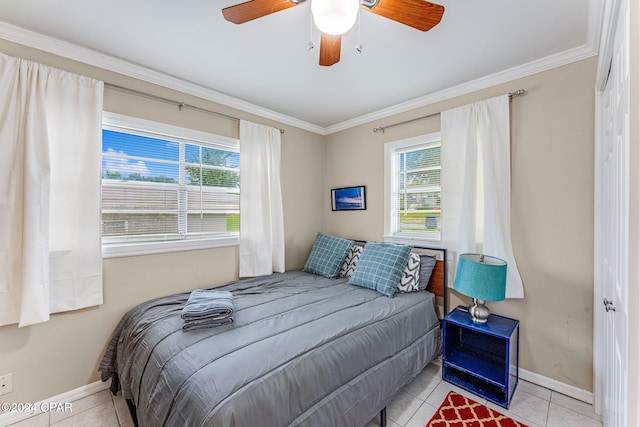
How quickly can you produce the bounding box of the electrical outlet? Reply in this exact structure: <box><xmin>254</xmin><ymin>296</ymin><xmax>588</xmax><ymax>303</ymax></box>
<box><xmin>0</xmin><ymin>373</ymin><xmax>12</xmax><ymax>396</ymax></box>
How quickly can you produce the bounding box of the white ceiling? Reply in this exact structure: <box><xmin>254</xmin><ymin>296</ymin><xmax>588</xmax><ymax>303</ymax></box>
<box><xmin>0</xmin><ymin>0</ymin><xmax>601</xmax><ymax>133</ymax></box>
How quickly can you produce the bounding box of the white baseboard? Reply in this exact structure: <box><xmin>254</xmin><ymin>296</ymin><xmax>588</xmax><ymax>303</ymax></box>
<box><xmin>519</xmin><ymin>367</ymin><xmax>594</xmax><ymax>404</ymax></box>
<box><xmin>0</xmin><ymin>368</ymin><xmax>595</xmax><ymax>426</ymax></box>
<box><xmin>0</xmin><ymin>380</ymin><xmax>109</xmax><ymax>427</ymax></box>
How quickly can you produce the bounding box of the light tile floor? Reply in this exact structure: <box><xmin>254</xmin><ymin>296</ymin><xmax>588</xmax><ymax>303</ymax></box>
<box><xmin>8</xmin><ymin>361</ymin><xmax>602</xmax><ymax>427</ymax></box>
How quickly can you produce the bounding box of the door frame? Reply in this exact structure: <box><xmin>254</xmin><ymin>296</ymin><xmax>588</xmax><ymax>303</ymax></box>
<box><xmin>593</xmin><ymin>0</ymin><xmax>618</xmax><ymax>412</ymax></box>
<box><xmin>593</xmin><ymin>0</ymin><xmax>639</xmax><ymax>424</ymax></box>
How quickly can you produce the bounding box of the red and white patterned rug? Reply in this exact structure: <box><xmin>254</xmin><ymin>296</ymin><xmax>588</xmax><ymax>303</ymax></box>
<box><xmin>426</xmin><ymin>391</ymin><xmax>528</xmax><ymax>427</ymax></box>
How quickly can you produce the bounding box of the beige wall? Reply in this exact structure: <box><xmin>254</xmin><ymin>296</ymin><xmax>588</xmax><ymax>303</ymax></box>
<box><xmin>323</xmin><ymin>58</ymin><xmax>597</xmax><ymax>392</ymax></box>
<box><xmin>0</xmin><ymin>35</ymin><xmax>598</xmax><ymax>403</ymax></box>
<box><xmin>0</xmin><ymin>40</ymin><xmax>324</xmax><ymax>404</ymax></box>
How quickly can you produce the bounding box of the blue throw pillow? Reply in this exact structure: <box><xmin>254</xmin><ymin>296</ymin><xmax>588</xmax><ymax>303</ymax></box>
<box><xmin>349</xmin><ymin>242</ymin><xmax>413</xmax><ymax>297</ymax></box>
<box><xmin>304</xmin><ymin>232</ymin><xmax>354</xmax><ymax>279</ymax></box>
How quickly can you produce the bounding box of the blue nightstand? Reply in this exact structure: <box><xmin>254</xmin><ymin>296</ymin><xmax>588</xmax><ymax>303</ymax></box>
<box><xmin>442</xmin><ymin>306</ymin><xmax>519</xmax><ymax>409</ymax></box>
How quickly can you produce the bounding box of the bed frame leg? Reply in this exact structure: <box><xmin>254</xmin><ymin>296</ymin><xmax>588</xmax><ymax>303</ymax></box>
<box><xmin>380</xmin><ymin>407</ymin><xmax>387</xmax><ymax>427</ymax></box>
<box><xmin>126</xmin><ymin>399</ymin><xmax>139</xmax><ymax>427</ymax></box>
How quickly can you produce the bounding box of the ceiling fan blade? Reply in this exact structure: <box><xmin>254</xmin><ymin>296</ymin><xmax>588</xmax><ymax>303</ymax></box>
<box><xmin>366</xmin><ymin>0</ymin><xmax>444</xmax><ymax>32</ymax></box>
<box><xmin>222</xmin><ymin>0</ymin><xmax>301</xmax><ymax>24</ymax></box>
<box><xmin>319</xmin><ymin>33</ymin><xmax>341</xmax><ymax>67</ymax></box>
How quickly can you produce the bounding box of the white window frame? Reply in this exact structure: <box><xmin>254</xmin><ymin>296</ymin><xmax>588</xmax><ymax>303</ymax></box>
<box><xmin>101</xmin><ymin>112</ymin><xmax>240</xmax><ymax>258</ymax></box>
<box><xmin>384</xmin><ymin>132</ymin><xmax>442</xmax><ymax>246</ymax></box>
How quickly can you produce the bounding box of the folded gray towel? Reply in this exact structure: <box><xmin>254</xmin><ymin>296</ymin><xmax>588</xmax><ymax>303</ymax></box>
<box><xmin>181</xmin><ymin>289</ymin><xmax>234</xmax><ymax>322</ymax></box>
<box><xmin>182</xmin><ymin>316</ymin><xmax>234</xmax><ymax>331</ymax></box>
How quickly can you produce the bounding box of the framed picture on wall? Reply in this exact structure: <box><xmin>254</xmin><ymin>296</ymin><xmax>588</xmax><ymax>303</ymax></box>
<box><xmin>331</xmin><ymin>186</ymin><xmax>366</xmax><ymax>211</ymax></box>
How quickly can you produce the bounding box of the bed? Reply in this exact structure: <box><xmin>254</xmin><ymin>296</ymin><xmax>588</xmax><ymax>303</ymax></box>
<box><xmin>99</xmin><ymin>242</ymin><xmax>447</xmax><ymax>427</ymax></box>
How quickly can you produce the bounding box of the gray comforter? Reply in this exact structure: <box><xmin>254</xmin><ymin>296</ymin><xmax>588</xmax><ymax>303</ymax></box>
<box><xmin>99</xmin><ymin>271</ymin><xmax>440</xmax><ymax>427</ymax></box>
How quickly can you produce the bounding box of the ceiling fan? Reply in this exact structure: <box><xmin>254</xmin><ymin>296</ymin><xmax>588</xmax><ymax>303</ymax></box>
<box><xmin>222</xmin><ymin>0</ymin><xmax>445</xmax><ymax>66</ymax></box>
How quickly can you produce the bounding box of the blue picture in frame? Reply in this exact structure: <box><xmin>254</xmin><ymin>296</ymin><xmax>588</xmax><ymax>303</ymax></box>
<box><xmin>331</xmin><ymin>186</ymin><xmax>366</xmax><ymax>211</ymax></box>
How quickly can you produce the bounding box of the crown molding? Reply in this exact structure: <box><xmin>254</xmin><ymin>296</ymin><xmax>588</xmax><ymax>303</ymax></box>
<box><xmin>0</xmin><ymin>22</ymin><xmax>325</xmax><ymax>135</ymax></box>
<box><xmin>325</xmin><ymin>43</ymin><xmax>598</xmax><ymax>134</ymax></box>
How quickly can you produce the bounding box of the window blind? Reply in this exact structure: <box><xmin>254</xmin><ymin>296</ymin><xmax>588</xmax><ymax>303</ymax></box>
<box><xmin>101</xmin><ymin>128</ymin><xmax>239</xmax><ymax>244</ymax></box>
<box><xmin>393</xmin><ymin>142</ymin><xmax>441</xmax><ymax>238</ymax></box>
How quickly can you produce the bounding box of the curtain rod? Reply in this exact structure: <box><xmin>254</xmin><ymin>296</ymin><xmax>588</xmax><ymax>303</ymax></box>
<box><xmin>104</xmin><ymin>83</ymin><xmax>285</xmax><ymax>134</ymax></box>
<box><xmin>372</xmin><ymin>89</ymin><xmax>527</xmax><ymax>134</ymax></box>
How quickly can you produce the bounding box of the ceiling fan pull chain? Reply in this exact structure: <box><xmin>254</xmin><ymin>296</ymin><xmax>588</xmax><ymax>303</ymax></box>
<box><xmin>308</xmin><ymin>3</ymin><xmax>315</xmax><ymax>51</ymax></box>
<box><xmin>355</xmin><ymin>8</ymin><xmax>363</xmax><ymax>53</ymax></box>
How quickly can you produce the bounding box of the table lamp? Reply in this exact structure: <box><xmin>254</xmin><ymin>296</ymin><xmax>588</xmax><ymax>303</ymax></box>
<box><xmin>453</xmin><ymin>253</ymin><xmax>507</xmax><ymax>323</ymax></box>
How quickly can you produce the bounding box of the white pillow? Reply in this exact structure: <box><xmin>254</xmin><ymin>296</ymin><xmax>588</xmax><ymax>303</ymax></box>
<box><xmin>339</xmin><ymin>244</ymin><xmax>363</xmax><ymax>278</ymax></box>
<box><xmin>397</xmin><ymin>252</ymin><xmax>421</xmax><ymax>293</ymax></box>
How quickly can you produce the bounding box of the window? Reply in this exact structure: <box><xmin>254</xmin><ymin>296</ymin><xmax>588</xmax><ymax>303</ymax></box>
<box><xmin>101</xmin><ymin>113</ymin><xmax>239</xmax><ymax>257</ymax></box>
<box><xmin>384</xmin><ymin>132</ymin><xmax>441</xmax><ymax>244</ymax></box>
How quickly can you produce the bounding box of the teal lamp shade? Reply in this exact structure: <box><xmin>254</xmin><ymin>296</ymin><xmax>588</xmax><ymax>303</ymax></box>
<box><xmin>453</xmin><ymin>253</ymin><xmax>507</xmax><ymax>322</ymax></box>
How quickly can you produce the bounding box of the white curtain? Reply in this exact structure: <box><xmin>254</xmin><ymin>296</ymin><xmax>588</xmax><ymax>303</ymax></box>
<box><xmin>239</xmin><ymin>120</ymin><xmax>285</xmax><ymax>277</ymax></box>
<box><xmin>441</xmin><ymin>95</ymin><xmax>524</xmax><ymax>298</ymax></box>
<box><xmin>0</xmin><ymin>53</ymin><xmax>104</xmax><ymax>327</ymax></box>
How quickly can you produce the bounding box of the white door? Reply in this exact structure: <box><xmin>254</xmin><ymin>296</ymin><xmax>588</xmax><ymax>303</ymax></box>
<box><xmin>594</xmin><ymin>0</ymin><xmax>629</xmax><ymax>425</ymax></box>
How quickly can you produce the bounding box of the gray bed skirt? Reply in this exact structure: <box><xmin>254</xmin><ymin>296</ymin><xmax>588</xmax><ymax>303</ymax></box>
<box><xmin>99</xmin><ymin>271</ymin><xmax>441</xmax><ymax>427</ymax></box>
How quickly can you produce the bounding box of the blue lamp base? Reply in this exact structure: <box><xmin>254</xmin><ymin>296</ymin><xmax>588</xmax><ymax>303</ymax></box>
<box><xmin>468</xmin><ymin>298</ymin><xmax>491</xmax><ymax>323</ymax></box>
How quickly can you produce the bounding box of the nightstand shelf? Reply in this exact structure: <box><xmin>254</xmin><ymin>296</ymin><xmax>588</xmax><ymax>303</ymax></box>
<box><xmin>442</xmin><ymin>306</ymin><xmax>519</xmax><ymax>409</ymax></box>
<box><xmin>445</xmin><ymin>349</ymin><xmax>505</xmax><ymax>386</ymax></box>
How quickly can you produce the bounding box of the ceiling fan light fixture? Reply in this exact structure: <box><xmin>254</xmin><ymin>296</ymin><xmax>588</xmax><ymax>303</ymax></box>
<box><xmin>311</xmin><ymin>0</ymin><xmax>360</xmax><ymax>35</ymax></box>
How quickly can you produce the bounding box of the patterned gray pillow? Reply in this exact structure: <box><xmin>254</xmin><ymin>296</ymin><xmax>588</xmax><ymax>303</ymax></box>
<box><xmin>339</xmin><ymin>244</ymin><xmax>363</xmax><ymax>278</ymax></box>
<box><xmin>397</xmin><ymin>252</ymin><xmax>421</xmax><ymax>293</ymax></box>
